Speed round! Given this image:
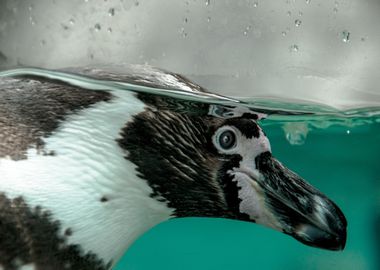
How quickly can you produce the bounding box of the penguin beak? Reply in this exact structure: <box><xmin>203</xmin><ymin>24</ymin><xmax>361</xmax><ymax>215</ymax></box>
<box><xmin>240</xmin><ymin>151</ymin><xmax>347</xmax><ymax>250</ymax></box>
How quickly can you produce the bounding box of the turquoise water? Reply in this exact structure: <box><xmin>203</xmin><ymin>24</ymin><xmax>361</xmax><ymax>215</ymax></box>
<box><xmin>115</xmin><ymin>121</ymin><xmax>379</xmax><ymax>270</ymax></box>
<box><xmin>1</xmin><ymin>68</ymin><xmax>379</xmax><ymax>270</ymax></box>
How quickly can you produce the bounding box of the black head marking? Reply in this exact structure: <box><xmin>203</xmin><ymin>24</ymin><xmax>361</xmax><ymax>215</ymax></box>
<box><xmin>0</xmin><ymin>193</ymin><xmax>111</xmax><ymax>270</ymax></box>
<box><xmin>118</xmin><ymin>102</ymin><xmax>265</xmax><ymax>220</ymax></box>
<box><xmin>224</xmin><ymin>118</ymin><xmax>260</xmax><ymax>139</ymax></box>
<box><xmin>117</xmin><ymin>109</ymin><xmax>234</xmax><ymax>218</ymax></box>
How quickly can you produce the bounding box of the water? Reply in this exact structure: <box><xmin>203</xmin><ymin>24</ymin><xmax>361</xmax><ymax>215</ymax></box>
<box><xmin>0</xmin><ymin>68</ymin><xmax>379</xmax><ymax>270</ymax></box>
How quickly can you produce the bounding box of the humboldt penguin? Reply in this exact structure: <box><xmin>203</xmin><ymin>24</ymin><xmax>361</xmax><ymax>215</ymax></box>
<box><xmin>0</xmin><ymin>65</ymin><xmax>346</xmax><ymax>270</ymax></box>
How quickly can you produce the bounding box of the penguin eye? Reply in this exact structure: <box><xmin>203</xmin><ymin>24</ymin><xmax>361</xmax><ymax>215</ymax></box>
<box><xmin>218</xmin><ymin>130</ymin><xmax>236</xmax><ymax>150</ymax></box>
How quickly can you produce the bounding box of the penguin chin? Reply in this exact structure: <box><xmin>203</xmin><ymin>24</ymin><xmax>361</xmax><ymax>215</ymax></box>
<box><xmin>230</xmin><ymin>169</ymin><xmax>283</xmax><ymax>231</ymax></box>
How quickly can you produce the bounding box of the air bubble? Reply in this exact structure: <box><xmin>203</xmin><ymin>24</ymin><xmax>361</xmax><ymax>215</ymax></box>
<box><xmin>205</xmin><ymin>0</ymin><xmax>210</xmax><ymax>6</ymax></box>
<box><xmin>283</xmin><ymin>122</ymin><xmax>309</xmax><ymax>145</ymax></box>
<box><xmin>287</xmin><ymin>11</ymin><xmax>291</xmax><ymax>16</ymax></box>
<box><xmin>107</xmin><ymin>27</ymin><xmax>112</xmax><ymax>33</ymax></box>
<box><xmin>253</xmin><ymin>1</ymin><xmax>258</xmax><ymax>7</ymax></box>
<box><xmin>281</xmin><ymin>31</ymin><xmax>287</xmax><ymax>36</ymax></box>
<box><xmin>333</xmin><ymin>7</ymin><xmax>338</xmax><ymax>13</ymax></box>
<box><xmin>207</xmin><ymin>16</ymin><xmax>211</xmax><ymax>22</ymax></box>
<box><xmin>69</xmin><ymin>19</ymin><xmax>75</xmax><ymax>25</ymax></box>
<box><xmin>295</xmin><ymin>19</ymin><xmax>302</xmax><ymax>27</ymax></box>
<box><xmin>306</xmin><ymin>0</ymin><xmax>311</xmax><ymax>3</ymax></box>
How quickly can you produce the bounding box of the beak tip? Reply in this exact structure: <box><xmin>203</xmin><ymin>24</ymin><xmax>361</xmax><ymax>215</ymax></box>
<box><xmin>293</xmin><ymin>223</ymin><xmax>347</xmax><ymax>251</ymax></box>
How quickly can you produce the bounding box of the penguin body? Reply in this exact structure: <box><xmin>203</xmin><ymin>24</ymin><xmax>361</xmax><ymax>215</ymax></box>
<box><xmin>0</xmin><ymin>66</ymin><xmax>347</xmax><ymax>270</ymax></box>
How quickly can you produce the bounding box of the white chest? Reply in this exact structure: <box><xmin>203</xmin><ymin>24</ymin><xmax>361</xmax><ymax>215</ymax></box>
<box><xmin>0</xmin><ymin>90</ymin><xmax>174</xmax><ymax>265</ymax></box>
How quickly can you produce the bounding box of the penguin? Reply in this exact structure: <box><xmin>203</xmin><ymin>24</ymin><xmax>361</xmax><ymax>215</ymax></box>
<box><xmin>0</xmin><ymin>65</ymin><xmax>347</xmax><ymax>270</ymax></box>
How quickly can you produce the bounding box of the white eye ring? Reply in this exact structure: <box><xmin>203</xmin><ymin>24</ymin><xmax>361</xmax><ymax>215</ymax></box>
<box><xmin>213</xmin><ymin>127</ymin><xmax>238</xmax><ymax>153</ymax></box>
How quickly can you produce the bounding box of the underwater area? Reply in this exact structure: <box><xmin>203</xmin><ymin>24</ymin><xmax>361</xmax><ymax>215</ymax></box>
<box><xmin>0</xmin><ymin>0</ymin><xmax>380</xmax><ymax>269</ymax></box>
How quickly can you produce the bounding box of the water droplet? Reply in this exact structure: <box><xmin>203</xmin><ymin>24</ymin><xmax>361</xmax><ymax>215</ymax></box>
<box><xmin>342</xmin><ymin>30</ymin><xmax>350</xmax><ymax>43</ymax></box>
<box><xmin>306</xmin><ymin>0</ymin><xmax>311</xmax><ymax>4</ymax></box>
<box><xmin>286</xmin><ymin>11</ymin><xmax>291</xmax><ymax>16</ymax></box>
<box><xmin>253</xmin><ymin>1</ymin><xmax>258</xmax><ymax>8</ymax></box>
<box><xmin>205</xmin><ymin>0</ymin><xmax>210</xmax><ymax>6</ymax></box>
<box><xmin>108</xmin><ymin>8</ymin><xmax>115</xmax><ymax>16</ymax></box>
<box><xmin>290</xmin><ymin>44</ymin><xmax>299</xmax><ymax>52</ymax></box>
<box><xmin>29</xmin><ymin>16</ymin><xmax>36</xmax><ymax>26</ymax></box>
<box><xmin>69</xmin><ymin>19</ymin><xmax>75</xmax><ymax>25</ymax></box>
<box><xmin>283</xmin><ymin>123</ymin><xmax>309</xmax><ymax>145</ymax></box>
<box><xmin>61</xmin><ymin>23</ymin><xmax>69</xmax><ymax>30</ymax></box>
<box><xmin>180</xmin><ymin>27</ymin><xmax>187</xmax><ymax>38</ymax></box>
<box><xmin>243</xmin><ymin>25</ymin><xmax>252</xmax><ymax>36</ymax></box>
<box><xmin>333</xmin><ymin>7</ymin><xmax>338</xmax><ymax>13</ymax></box>
<box><xmin>295</xmin><ymin>19</ymin><xmax>302</xmax><ymax>27</ymax></box>
<box><xmin>94</xmin><ymin>23</ymin><xmax>101</xmax><ymax>31</ymax></box>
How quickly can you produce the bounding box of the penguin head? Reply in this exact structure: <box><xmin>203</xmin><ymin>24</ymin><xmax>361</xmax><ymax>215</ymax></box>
<box><xmin>118</xmin><ymin>95</ymin><xmax>347</xmax><ymax>251</ymax></box>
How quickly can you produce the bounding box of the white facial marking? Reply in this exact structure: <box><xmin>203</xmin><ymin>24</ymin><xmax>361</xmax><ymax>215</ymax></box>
<box><xmin>214</xmin><ymin>123</ymin><xmax>280</xmax><ymax>229</ymax></box>
<box><xmin>231</xmin><ymin>170</ymin><xmax>281</xmax><ymax>230</ymax></box>
<box><xmin>0</xmin><ymin>90</ymin><xmax>174</xmax><ymax>265</ymax></box>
